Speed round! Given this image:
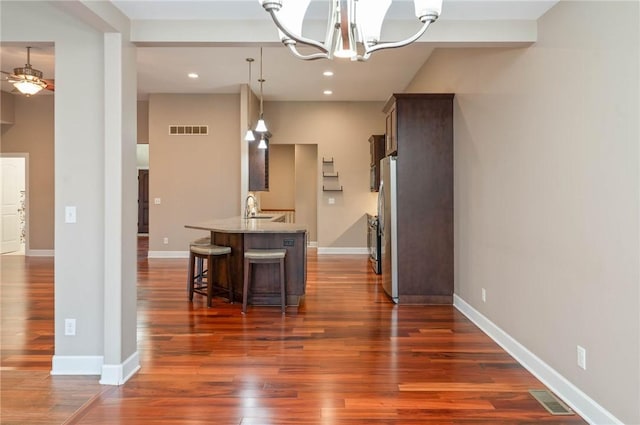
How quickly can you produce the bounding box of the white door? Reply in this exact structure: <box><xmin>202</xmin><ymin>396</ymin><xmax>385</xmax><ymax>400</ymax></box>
<box><xmin>1</xmin><ymin>158</ymin><xmax>24</xmax><ymax>253</ymax></box>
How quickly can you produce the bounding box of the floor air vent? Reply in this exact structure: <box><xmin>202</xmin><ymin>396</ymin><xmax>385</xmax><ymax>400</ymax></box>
<box><xmin>529</xmin><ymin>389</ymin><xmax>574</xmax><ymax>415</ymax></box>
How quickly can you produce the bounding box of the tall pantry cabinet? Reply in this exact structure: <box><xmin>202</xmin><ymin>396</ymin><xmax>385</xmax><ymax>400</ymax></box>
<box><xmin>383</xmin><ymin>93</ymin><xmax>454</xmax><ymax>304</ymax></box>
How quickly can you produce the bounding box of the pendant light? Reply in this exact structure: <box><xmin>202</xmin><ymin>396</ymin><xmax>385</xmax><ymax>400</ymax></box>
<box><xmin>244</xmin><ymin>58</ymin><xmax>256</xmax><ymax>142</ymax></box>
<box><xmin>258</xmin><ymin>134</ymin><xmax>267</xmax><ymax>150</ymax></box>
<box><xmin>255</xmin><ymin>47</ymin><xmax>268</xmax><ymax>133</ymax></box>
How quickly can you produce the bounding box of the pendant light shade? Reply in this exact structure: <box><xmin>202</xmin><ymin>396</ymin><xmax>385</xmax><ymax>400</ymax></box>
<box><xmin>244</xmin><ymin>58</ymin><xmax>256</xmax><ymax>142</ymax></box>
<box><xmin>258</xmin><ymin>134</ymin><xmax>268</xmax><ymax>149</ymax></box>
<box><xmin>254</xmin><ymin>47</ymin><xmax>268</xmax><ymax>133</ymax></box>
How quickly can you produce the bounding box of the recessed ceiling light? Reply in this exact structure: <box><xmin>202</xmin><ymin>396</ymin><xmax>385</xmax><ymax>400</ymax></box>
<box><xmin>188</xmin><ymin>73</ymin><xmax>199</xmax><ymax>79</ymax></box>
<box><xmin>323</xmin><ymin>90</ymin><xmax>333</xmax><ymax>95</ymax></box>
<box><xmin>323</xmin><ymin>71</ymin><xmax>334</xmax><ymax>77</ymax></box>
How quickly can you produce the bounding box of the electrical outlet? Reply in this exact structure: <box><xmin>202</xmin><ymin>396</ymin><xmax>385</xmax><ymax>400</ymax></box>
<box><xmin>154</xmin><ymin>198</ymin><xmax>161</xmax><ymax>205</ymax></box>
<box><xmin>163</xmin><ymin>237</ymin><xmax>169</xmax><ymax>244</ymax></box>
<box><xmin>64</xmin><ymin>318</ymin><xmax>76</xmax><ymax>336</ymax></box>
<box><xmin>481</xmin><ymin>288</ymin><xmax>486</xmax><ymax>302</ymax></box>
<box><xmin>328</xmin><ymin>197</ymin><xmax>335</xmax><ymax>205</ymax></box>
<box><xmin>577</xmin><ymin>345</ymin><xmax>586</xmax><ymax>370</ymax></box>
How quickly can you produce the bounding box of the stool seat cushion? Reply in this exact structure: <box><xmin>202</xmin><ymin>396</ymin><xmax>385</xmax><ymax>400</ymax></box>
<box><xmin>190</xmin><ymin>236</ymin><xmax>211</xmax><ymax>246</ymax></box>
<box><xmin>191</xmin><ymin>244</ymin><xmax>232</xmax><ymax>256</ymax></box>
<box><xmin>244</xmin><ymin>249</ymin><xmax>287</xmax><ymax>260</ymax></box>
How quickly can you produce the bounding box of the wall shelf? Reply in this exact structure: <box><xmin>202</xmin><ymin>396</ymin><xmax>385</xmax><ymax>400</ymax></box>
<box><xmin>322</xmin><ymin>157</ymin><xmax>343</xmax><ymax>191</ymax></box>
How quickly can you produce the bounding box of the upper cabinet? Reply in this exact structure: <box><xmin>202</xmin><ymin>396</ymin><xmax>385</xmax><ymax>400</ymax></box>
<box><xmin>384</xmin><ymin>102</ymin><xmax>397</xmax><ymax>156</ymax></box>
<box><xmin>368</xmin><ymin>134</ymin><xmax>385</xmax><ymax>191</ymax></box>
<box><xmin>248</xmin><ymin>134</ymin><xmax>269</xmax><ymax>191</ymax></box>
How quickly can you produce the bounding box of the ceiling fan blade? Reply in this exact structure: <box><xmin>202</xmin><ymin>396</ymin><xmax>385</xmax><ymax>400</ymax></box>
<box><xmin>43</xmin><ymin>79</ymin><xmax>55</xmax><ymax>91</ymax></box>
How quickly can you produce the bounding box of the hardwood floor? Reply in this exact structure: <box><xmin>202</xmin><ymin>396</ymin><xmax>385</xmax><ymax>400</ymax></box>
<box><xmin>1</xmin><ymin>237</ymin><xmax>587</xmax><ymax>424</ymax></box>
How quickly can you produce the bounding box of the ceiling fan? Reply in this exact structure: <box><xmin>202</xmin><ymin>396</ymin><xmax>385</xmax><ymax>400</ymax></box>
<box><xmin>1</xmin><ymin>46</ymin><xmax>54</xmax><ymax>96</ymax></box>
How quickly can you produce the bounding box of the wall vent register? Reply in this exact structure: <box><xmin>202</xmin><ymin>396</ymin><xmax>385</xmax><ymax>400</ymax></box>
<box><xmin>169</xmin><ymin>125</ymin><xmax>209</xmax><ymax>135</ymax></box>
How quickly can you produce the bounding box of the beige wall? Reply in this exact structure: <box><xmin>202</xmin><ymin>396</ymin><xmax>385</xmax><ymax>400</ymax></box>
<box><xmin>295</xmin><ymin>144</ymin><xmax>318</xmax><ymax>243</ymax></box>
<box><xmin>266</xmin><ymin>101</ymin><xmax>384</xmax><ymax>249</ymax></box>
<box><xmin>406</xmin><ymin>1</ymin><xmax>639</xmax><ymax>422</ymax></box>
<box><xmin>1</xmin><ymin>91</ymin><xmax>15</xmax><ymax>124</ymax></box>
<box><xmin>148</xmin><ymin>93</ymin><xmax>241</xmax><ymax>252</ymax></box>
<box><xmin>0</xmin><ymin>93</ymin><xmax>54</xmax><ymax>250</ymax></box>
<box><xmin>259</xmin><ymin>143</ymin><xmax>319</xmax><ymax>243</ymax></box>
<box><xmin>260</xmin><ymin>144</ymin><xmax>295</xmax><ymax>209</ymax></box>
<box><xmin>137</xmin><ymin>100</ymin><xmax>149</xmax><ymax>143</ymax></box>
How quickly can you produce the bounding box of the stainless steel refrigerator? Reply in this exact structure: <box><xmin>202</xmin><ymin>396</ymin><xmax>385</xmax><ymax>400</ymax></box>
<box><xmin>378</xmin><ymin>155</ymin><xmax>398</xmax><ymax>302</ymax></box>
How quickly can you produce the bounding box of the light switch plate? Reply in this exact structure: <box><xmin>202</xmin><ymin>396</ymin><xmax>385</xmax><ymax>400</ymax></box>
<box><xmin>328</xmin><ymin>197</ymin><xmax>335</xmax><ymax>205</ymax></box>
<box><xmin>154</xmin><ymin>198</ymin><xmax>161</xmax><ymax>205</ymax></box>
<box><xmin>65</xmin><ymin>206</ymin><xmax>77</xmax><ymax>223</ymax></box>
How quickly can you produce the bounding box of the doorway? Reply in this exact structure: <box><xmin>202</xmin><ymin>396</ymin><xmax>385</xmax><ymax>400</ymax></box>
<box><xmin>1</xmin><ymin>155</ymin><xmax>27</xmax><ymax>255</ymax></box>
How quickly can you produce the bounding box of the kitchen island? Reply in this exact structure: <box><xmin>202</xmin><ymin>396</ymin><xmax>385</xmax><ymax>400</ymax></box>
<box><xmin>185</xmin><ymin>215</ymin><xmax>307</xmax><ymax>308</ymax></box>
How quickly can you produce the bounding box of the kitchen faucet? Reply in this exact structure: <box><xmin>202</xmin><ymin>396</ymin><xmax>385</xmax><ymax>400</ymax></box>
<box><xmin>244</xmin><ymin>193</ymin><xmax>258</xmax><ymax>218</ymax></box>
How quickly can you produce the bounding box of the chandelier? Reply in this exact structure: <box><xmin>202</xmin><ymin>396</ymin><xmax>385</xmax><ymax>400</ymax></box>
<box><xmin>259</xmin><ymin>0</ymin><xmax>443</xmax><ymax>61</ymax></box>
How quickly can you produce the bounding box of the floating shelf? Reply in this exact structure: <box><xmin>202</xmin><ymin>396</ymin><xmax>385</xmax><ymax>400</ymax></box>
<box><xmin>323</xmin><ymin>185</ymin><xmax>343</xmax><ymax>192</ymax></box>
<box><xmin>322</xmin><ymin>172</ymin><xmax>339</xmax><ymax>178</ymax></box>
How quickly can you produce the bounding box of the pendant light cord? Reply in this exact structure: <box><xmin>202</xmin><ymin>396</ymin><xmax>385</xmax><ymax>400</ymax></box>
<box><xmin>259</xmin><ymin>47</ymin><xmax>264</xmax><ymax>116</ymax></box>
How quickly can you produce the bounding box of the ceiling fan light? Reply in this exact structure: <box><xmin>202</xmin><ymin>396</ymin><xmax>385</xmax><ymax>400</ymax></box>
<box><xmin>414</xmin><ymin>0</ymin><xmax>443</xmax><ymax>20</ymax></box>
<box><xmin>13</xmin><ymin>80</ymin><xmax>45</xmax><ymax>96</ymax></box>
<box><xmin>255</xmin><ymin>117</ymin><xmax>268</xmax><ymax>133</ymax></box>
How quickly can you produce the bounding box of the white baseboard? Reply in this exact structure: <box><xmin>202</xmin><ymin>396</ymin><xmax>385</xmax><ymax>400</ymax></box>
<box><xmin>453</xmin><ymin>294</ymin><xmax>622</xmax><ymax>425</ymax></box>
<box><xmin>307</xmin><ymin>241</ymin><xmax>318</xmax><ymax>248</ymax></box>
<box><xmin>147</xmin><ymin>250</ymin><xmax>189</xmax><ymax>259</ymax></box>
<box><xmin>51</xmin><ymin>355</ymin><xmax>103</xmax><ymax>375</ymax></box>
<box><xmin>100</xmin><ymin>351</ymin><xmax>140</xmax><ymax>386</ymax></box>
<box><xmin>317</xmin><ymin>247</ymin><xmax>368</xmax><ymax>255</ymax></box>
<box><xmin>26</xmin><ymin>249</ymin><xmax>54</xmax><ymax>257</ymax></box>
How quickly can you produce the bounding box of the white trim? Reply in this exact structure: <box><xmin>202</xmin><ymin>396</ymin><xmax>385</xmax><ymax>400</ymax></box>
<box><xmin>26</xmin><ymin>249</ymin><xmax>54</xmax><ymax>257</ymax></box>
<box><xmin>307</xmin><ymin>241</ymin><xmax>318</xmax><ymax>248</ymax></box>
<box><xmin>317</xmin><ymin>247</ymin><xmax>368</xmax><ymax>255</ymax></box>
<box><xmin>147</xmin><ymin>250</ymin><xmax>189</xmax><ymax>258</ymax></box>
<box><xmin>51</xmin><ymin>355</ymin><xmax>103</xmax><ymax>375</ymax></box>
<box><xmin>100</xmin><ymin>351</ymin><xmax>140</xmax><ymax>386</ymax></box>
<box><xmin>453</xmin><ymin>294</ymin><xmax>623</xmax><ymax>425</ymax></box>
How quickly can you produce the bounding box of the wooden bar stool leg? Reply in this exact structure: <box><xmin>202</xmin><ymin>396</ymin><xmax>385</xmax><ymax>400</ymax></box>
<box><xmin>188</xmin><ymin>251</ymin><xmax>196</xmax><ymax>300</ymax></box>
<box><xmin>225</xmin><ymin>254</ymin><xmax>233</xmax><ymax>303</ymax></box>
<box><xmin>242</xmin><ymin>258</ymin><xmax>250</xmax><ymax>314</ymax></box>
<box><xmin>206</xmin><ymin>254</ymin><xmax>214</xmax><ymax>307</ymax></box>
<box><xmin>280</xmin><ymin>258</ymin><xmax>286</xmax><ymax>314</ymax></box>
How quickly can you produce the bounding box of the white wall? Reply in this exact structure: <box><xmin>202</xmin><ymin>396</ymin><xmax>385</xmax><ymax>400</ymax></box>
<box><xmin>406</xmin><ymin>1</ymin><xmax>639</xmax><ymax>423</ymax></box>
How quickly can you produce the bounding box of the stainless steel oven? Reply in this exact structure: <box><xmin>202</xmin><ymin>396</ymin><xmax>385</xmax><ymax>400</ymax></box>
<box><xmin>367</xmin><ymin>213</ymin><xmax>381</xmax><ymax>274</ymax></box>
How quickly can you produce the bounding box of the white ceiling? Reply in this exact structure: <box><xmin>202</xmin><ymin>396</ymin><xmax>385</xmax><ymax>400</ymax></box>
<box><xmin>0</xmin><ymin>0</ymin><xmax>558</xmax><ymax>101</ymax></box>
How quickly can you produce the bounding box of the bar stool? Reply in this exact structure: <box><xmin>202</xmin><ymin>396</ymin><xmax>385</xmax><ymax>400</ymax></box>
<box><xmin>242</xmin><ymin>249</ymin><xmax>287</xmax><ymax>314</ymax></box>
<box><xmin>190</xmin><ymin>236</ymin><xmax>211</xmax><ymax>286</ymax></box>
<box><xmin>187</xmin><ymin>243</ymin><xmax>232</xmax><ymax>307</ymax></box>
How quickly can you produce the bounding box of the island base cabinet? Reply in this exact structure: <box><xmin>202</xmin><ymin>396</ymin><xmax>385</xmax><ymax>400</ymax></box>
<box><xmin>213</xmin><ymin>231</ymin><xmax>307</xmax><ymax>307</ymax></box>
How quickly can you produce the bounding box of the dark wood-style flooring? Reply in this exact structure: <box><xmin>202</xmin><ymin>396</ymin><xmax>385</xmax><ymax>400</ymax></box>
<box><xmin>1</xmin><ymin>237</ymin><xmax>586</xmax><ymax>424</ymax></box>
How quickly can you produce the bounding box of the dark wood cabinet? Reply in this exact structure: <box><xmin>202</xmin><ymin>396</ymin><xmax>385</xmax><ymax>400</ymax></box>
<box><xmin>369</xmin><ymin>134</ymin><xmax>385</xmax><ymax>191</ymax></box>
<box><xmin>383</xmin><ymin>93</ymin><xmax>454</xmax><ymax>304</ymax></box>
<box><xmin>385</xmin><ymin>103</ymin><xmax>397</xmax><ymax>156</ymax></box>
<box><xmin>248</xmin><ymin>134</ymin><xmax>269</xmax><ymax>191</ymax></box>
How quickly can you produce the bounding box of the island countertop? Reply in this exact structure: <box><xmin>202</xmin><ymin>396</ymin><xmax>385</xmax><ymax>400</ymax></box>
<box><xmin>185</xmin><ymin>214</ymin><xmax>307</xmax><ymax>234</ymax></box>
<box><xmin>184</xmin><ymin>214</ymin><xmax>307</xmax><ymax>308</ymax></box>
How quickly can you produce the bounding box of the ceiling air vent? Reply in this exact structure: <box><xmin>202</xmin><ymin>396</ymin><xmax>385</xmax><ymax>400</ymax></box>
<box><xmin>169</xmin><ymin>125</ymin><xmax>208</xmax><ymax>135</ymax></box>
